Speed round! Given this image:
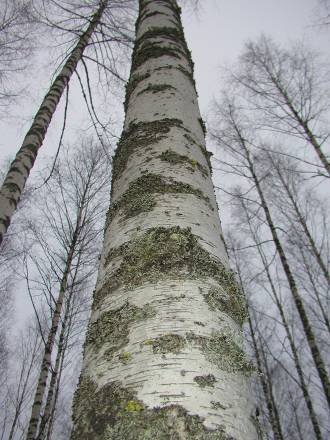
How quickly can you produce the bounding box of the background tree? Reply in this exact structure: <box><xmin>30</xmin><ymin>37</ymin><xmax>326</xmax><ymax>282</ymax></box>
<box><xmin>229</xmin><ymin>36</ymin><xmax>330</xmax><ymax>177</ymax></box>
<box><xmin>210</xmin><ymin>43</ymin><xmax>330</xmax><ymax>436</ymax></box>
<box><xmin>0</xmin><ymin>0</ymin><xmax>135</xmax><ymax>246</ymax></box>
<box><xmin>0</xmin><ymin>0</ymin><xmax>36</xmax><ymax>110</ymax></box>
<box><xmin>23</xmin><ymin>140</ymin><xmax>111</xmax><ymax>440</ymax></box>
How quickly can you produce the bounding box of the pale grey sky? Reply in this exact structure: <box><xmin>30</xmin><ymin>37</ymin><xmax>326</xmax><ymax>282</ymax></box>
<box><xmin>1</xmin><ymin>0</ymin><xmax>328</xmax><ymax>350</ymax></box>
<box><xmin>0</xmin><ymin>0</ymin><xmax>327</xmax><ymax>166</ymax></box>
<box><xmin>182</xmin><ymin>0</ymin><xmax>328</xmax><ymax>112</ymax></box>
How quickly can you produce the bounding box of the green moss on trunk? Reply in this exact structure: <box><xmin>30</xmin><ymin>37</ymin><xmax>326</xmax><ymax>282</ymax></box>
<box><xmin>183</xmin><ymin>133</ymin><xmax>213</xmax><ymax>173</ymax></box>
<box><xmin>131</xmin><ymin>24</ymin><xmax>194</xmax><ymax>73</ymax></box>
<box><xmin>187</xmin><ymin>330</ymin><xmax>254</xmax><ymax>375</ymax></box>
<box><xmin>145</xmin><ymin>333</ymin><xmax>186</xmax><ymax>354</ymax></box>
<box><xmin>132</xmin><ymin>40</ymin><xmax>182</xmax><ymax>71</ymax></box>
<box><xmin>152</xmin><ymin>64</ymin><xmax>196</xmax><ymax>90</ymax></box>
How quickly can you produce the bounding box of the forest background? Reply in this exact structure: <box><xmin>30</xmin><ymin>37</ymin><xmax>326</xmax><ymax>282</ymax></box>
<box><xmin>0</xmin><ymin>0</ymin><xmax>329</xmax><ymax>439</ymax></box>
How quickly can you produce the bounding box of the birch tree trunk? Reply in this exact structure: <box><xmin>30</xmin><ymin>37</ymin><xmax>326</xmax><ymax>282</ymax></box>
<box><xmin>245</xmin><ymin>149</ymin><xmax>330</xmax><ymax>410</ymax></box>
<box><xmin>71</xmin><ymin>1</ymin><xmax>257</xmax><ymax>438</ymax></box>
<box><xmin>26</xmin><ymin>206</ymin><xmax>83</xmax><ymax>440</ymax></box>
<box><xmin>0</xmin><ymin>0</ymin><xmax>108</xmax><ymax>246</ymax></box>
<box><xmin>237</xmin><ymin>200</ymin><xmax>324</xmax><ymax>440</ymax></box>
<box><xmin>37</xmin><ymin>295</ymin><xmax>71</xmax><ymax>440</ymax></box>
<box><xmin>267</xmin><ymin>152</ymin><xmax>330</xmax><ymax>285</ymax></box>
<box><xmin>247</xmin><ymin>315</ymin><xmax>284</xmax><ymax>440</ymax></box>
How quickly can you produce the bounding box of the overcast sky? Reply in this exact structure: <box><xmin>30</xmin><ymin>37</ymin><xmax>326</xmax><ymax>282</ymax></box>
<box><xmin>182</xmin><ymin>0</ymin><xmax>328</xmax><ymax>112</ymax></box>
<box><xmin>1</xmin><ymin>0</ymin><xmax>328</xmax><ymax>335</ymax></box>
<box><xmin>1</xmin><ymin>0</ymin><xmax>328</xmax><ymax>166</ymax></box>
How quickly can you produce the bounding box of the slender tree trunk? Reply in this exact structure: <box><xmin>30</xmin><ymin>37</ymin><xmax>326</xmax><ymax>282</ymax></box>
<box><xmin>239</xmin><ymin>198</ymin><xmax>324</xmax><ymax>439</ymax></box>
<box><xmin>282</xmin><ymin>93</ymin><xmax>330</xmax><ymax>176</ymax></box>
<box><xmin>248</xmin><ymin>314</ymin><xmax>285</xmax><ymax>440</ymax></box>
<box><xmin>71</xmin><ymin>1</ymin><xmax>257</xmax><ymax>438</ymax></box>
<box><xmin>0</xmin><ymin>0</ymin><xmax>108</xmax><ymax>246</ymax></box>
<box><xmin>45</xmin><ymin>326</ymin><xmax>70</xmax><ymax>440</ymax></box>
<box><xmin>7</xmin><ymin>334</ymin><xmax>41</xmax><ymax>440</ymax></box>
<box><xmin>26</xmin><ymin>208</ymin><xmax>83</xmax><ymax>440</ymax></box>
<box><xmin>242</xmin><ymin>145</ymin><xmax>330</xmax><ymax>410</ymax></box>
<box><xmin>299</xmin><ymin>248</ymin><xmax>330</xmax><ymax>332</ymax></box>
<box><xmin>258</xmin><ymin>341</ymin><xmax>285</xmax><ymax>440</ymax></box>
<box><xmin>233</xmin><ymin>248</ymin><xmax>284</xmax><ymax>440</ymax></box>
<box><xmin>38</xmin><ymin>250</ymin><xmax>82</xmax><ymax>440</ymax></box>
<box><xmin>8</xmin><ymin>362</ymin><xmax>34</xmax><ymax>440</ymax></box>
<box><xmin>269</xmin><ymin>153</ymin><xmax>330</xmax><ymax>285</ymax></box>
<box><xmin>37</xmin><ymin>298</ymin><xmax>70</xmax><ymax>440</ymax></box>
<box><xmin>263</xmin><ymin>65</ymin><xmax>330</xmax><ymax>176</ymax></box>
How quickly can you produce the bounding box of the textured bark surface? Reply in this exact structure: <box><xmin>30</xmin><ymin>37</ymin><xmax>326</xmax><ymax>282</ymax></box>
<box><xmin>0</xmin><ymin>0</ymin><xmax>108</xmax><ymax>246</ymax></box>
<box><xmin>71</xmin><ymin>1</ymin><xmax>257</xmax><ymax>439</ymax></box>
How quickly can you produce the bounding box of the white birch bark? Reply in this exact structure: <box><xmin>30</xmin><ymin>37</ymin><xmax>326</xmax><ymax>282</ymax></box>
<box><xmin>0</xmin><ymin>0</ymin><xmax>108</xmax><ymax>246</ymax></box>
<box><xmin>71</xmin><ymin>1</ymin><xmax>257</xmax><ymax>438</ymax></box>
<box><xmin>26</xmin><ymin>206</ymin><xmax>83</xmax><ymax>440</ymax></box>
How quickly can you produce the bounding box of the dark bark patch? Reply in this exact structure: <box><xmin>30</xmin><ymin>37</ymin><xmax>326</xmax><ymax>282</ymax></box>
<box><xmin>204</xmin><ymin>286</ymin><xmax>247</xmax><ymax>327</ymax></box>
<box><xmin>3</xmin><ymin>182</ymin><xmax>20</xmax><ymax>193</ymax></box>
<box><xmin>144</xmin><ymin>333</ymin><xmax>186</xmax><ymax>354</ymax></box>
<box><xmin>198</xmin><ymin>117</ymin><xmax>207</xmax><ymax>136</ymax></box>
<box><xmin>194</xmin><ymin>374</ymin><xmax>216</xmax><ymax>388</ymax></box>
<box><xmin>23</xmin><ymin>143</ymin><xmax>38</xmax><ymax>155</ymax></box>
<box><xmin>112</xmin><ymin>118</ymin><xmax>183</xmax><ymax>183</ymax></box>
<box><xmin>137</xmin><ymin>83</ymin><xmax>176</xmax><ymax>96</ymax></box>
<box><xmin>159</xmin><ymin>149</ymin><xmax>208</xmax><ymax>177</ymax></box>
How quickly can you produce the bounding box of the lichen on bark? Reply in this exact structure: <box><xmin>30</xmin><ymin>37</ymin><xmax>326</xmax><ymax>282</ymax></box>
<box><xmin>183</xmin><ymin>133</ymin><xmax>213</xmax><ymax>173</ymax></box>
<box><xmin>204</xmin><ymin>286</ymin><xmax>247</xmax><ymax>327</ymax></box>
<box><xmin>124</xmin><ymin>71</ymin><xmax>151</xmax><ymax>112</ymax></box>
<box><xmin>187</xmin><ymin>330</ymin><xmax>254</xmax><ymax>375</ymax></box>
<box><xmin>194</xmin><ymin>374</ymin><xmax>217</xmax><ymax>388</ymax></box>
<box><xmin>71</xmin><ymin>376</ymin><xmax>237</xmax><ymax>440</ymax></box>
<box><xmin>112</xmin><ymin>118</ymin><xmax>183</xmax><ymax>182</ymax></box>
<box><xmin>95</xmin><ymin>226</ymin><xmax>240</xmax><ymax>309</ymax></box>
<box><xmin>137</xmin><ymin>83</ymin><xmax>176</xmax><ymax>96</ymax></box>
<box><xmin>85</xmin><ymin>302</ymin><xmax>156</xmax><ymax>360</ymax></box>
<box><xmin>159</xmin><ymin>149</ymin><xmax>208</xmax><ymax>177</ymax></box>
<box><xmin>132</xmin><ymin>40</ymin><xmax>182</xmax><ymax>71</ymax></box>
<box><xmin>145</xmin><ymin>333</ymin><xmax>186</xmax><ymax>354</ymax></box>
<box><xmin>105</xmin><ymin>172</ymin><xmax>212</xmax><ymax>229</ymax></box>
